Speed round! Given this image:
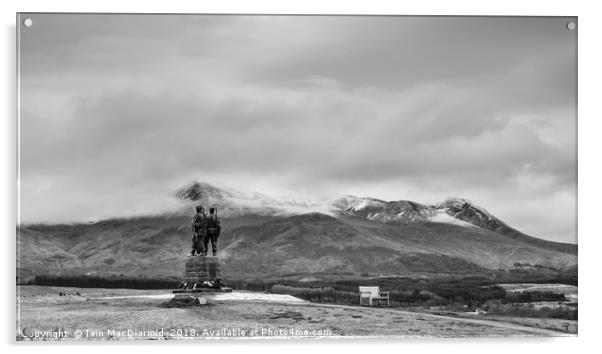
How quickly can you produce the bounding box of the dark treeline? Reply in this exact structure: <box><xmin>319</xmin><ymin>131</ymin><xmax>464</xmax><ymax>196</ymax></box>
<box><xmin>228</xmin><ymin>277</ymin><xmax>503</xmax><ymax>307</ymax></box>
<box><xmin>271</xmin><ymin>284</ymin><xmax>359</xmax><ymax>304</ymax></box>
<box><xmin>502</xmin><ymin>271</ymin><xmax>578</xmax><ymax>286</ymax></box>
<box><xmin>505</xmin><ymin>291</ymin><xmax>567</xmax><ymax>303</ymax></box>
<box><xmin>31</xmin><ymin>274</ymin><xmax>180</xmax><ymax>289</ymax></box>
<box><xmin>227</xmin><ymin>276</ymin><xmax>572</xmax><ymax>312</ymax></box>
<box><xmin>484</xmin><ymin>303</ymin><xmax>578</xmax><ymax>320</ymax></box>
<box><xmin>28</xmin><ymin>273</ymin><xmax>574</xmax><ymax>313</ymax></box>
<box><xmin>26</xmin><ymin>273</ymin><xmax>576</xmax><ymax>320</ymax></box>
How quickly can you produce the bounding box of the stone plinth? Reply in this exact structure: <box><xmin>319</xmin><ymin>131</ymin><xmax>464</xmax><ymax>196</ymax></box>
<box><xmin>184</xmin><ymin>256</ymin><xmax>222</xmax><ymax>283</ymax></box>
<box><xmin>173</xmin><ymin>287</ymin><xmax>232</xmax><ymax>294</ymax></box>
<box><xmin>174</xmin><ymin>256</ymin><xmax>231</xmax><ymax>293</ymax></box>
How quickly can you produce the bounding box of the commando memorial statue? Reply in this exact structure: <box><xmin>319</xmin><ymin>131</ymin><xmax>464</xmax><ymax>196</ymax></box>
<box><xmin>191</xmin><ymin>205</ymin><xmax>206</xmax><ymax>256</ymax></box>
<box><xmin>204</xmin><ymin>207</ymin><xmax>221</xmax><ymax>256</ymax></box>
<box><xmin>174</xmin><ymin>204</ymin><xmax>231</xmax><ymax>294</ymax></box>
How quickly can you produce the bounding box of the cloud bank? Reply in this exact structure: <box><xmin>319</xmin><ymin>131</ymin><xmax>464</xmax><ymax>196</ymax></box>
<box><xmin>19</xmin><ymin>15</ymin><xmax>576</xmax><ymax>242</ymax></box>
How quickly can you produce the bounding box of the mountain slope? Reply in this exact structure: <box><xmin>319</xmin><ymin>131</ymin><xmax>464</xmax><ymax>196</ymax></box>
<box><xmin>334</xmin><ymin>196</ymin><xmax>576</xmax><ymax>254</ymax></box>
<box><xmin>17</xmin><ymin>183</ymin><xmax>577</xmax><ymax>282</ymax></box>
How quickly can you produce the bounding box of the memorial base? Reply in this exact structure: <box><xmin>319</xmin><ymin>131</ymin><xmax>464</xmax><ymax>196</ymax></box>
<box><xmin>174</xmin><ymin>255</ymin><xmax>229</xmax><ymax>292</ymax></box>
<box><xmin>172</xmin><ymin>287</ymin><xmax>232</xmax><ymax>295</ymax></box>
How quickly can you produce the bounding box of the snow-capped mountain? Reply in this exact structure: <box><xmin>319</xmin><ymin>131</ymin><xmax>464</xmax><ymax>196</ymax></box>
<box><xmin>175</xmin><ymin>182</ymin><xmax>506</xmax><ymax>232</ymax></box>
<box><xmin>17</xmin><ymin>181</ymin><xmax>577</xmax><ymax>281</ymax></box>
<box><xmin>332</xmin><ymin>195</ymin><xmax>434</xmax><ymax>223</ymax></box>
<box><xmin>434</xmin><ymin>198</ymin><xmax>505</xmax><ymax>231</ymax></box>
<box><xmin>174</xmin><ymin>182</ymin><xmax>326</xmax><ymax>216</ymax></box>
<box><xmin>172</xmin><ymin>181</ymin><xmax>576</xmax><ymax>255</ymax></box>
<box><xmin>330</xmin><ymin>195</ymin><xmax>500</xmax><ymax>230</ymax></box>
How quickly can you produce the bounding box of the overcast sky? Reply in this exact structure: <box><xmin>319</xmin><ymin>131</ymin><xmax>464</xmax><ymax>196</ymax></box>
<box><xmin>19</xmin><ymin>14</ymin><xmax>576</xmax><ymax>243</ymax></box>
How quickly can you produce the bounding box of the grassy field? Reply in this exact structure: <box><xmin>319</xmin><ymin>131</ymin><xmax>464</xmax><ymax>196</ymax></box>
<box><xmin>16</xmin><ymin>285</ymin><xmax>575</xmax><ymax>340</ymax></box>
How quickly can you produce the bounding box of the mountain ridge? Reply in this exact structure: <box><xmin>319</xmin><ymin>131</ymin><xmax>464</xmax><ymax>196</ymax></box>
<box><xmin>17</xmin><ymin>182</ymin><xmax>577</xmax><ymax>282</ymax></box>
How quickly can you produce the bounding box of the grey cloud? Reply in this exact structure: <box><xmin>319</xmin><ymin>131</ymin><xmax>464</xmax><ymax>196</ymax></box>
<box><xmin>22</xmin><ymin>83</ymin><xmax>573</xmax><ymax>195</ymax></box>
<box><xmin>19</xmin><ymin>15</ymin><xmax>576</xmax><ymax>243</ymax></box>
<box><xmin>251</xmin><ymin>17</ymin><xmax>575</xmax><ymax>92</ymax></box>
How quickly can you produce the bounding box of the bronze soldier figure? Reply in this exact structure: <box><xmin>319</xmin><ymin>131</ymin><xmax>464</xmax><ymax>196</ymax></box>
<box><xmin>203</xmin><ymin>207</ymin><xmax>221</xmax><ymax>256</ymax></box>
<box><xmin>191</xmin><ymin>205</ymin><xmax>207</xmax><ymax>256</ymax></box>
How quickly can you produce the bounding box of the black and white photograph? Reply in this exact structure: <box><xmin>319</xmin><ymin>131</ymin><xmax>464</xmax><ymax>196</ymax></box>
<box><xmin>16</xmin><ymin>13</ymin><xmax>577</xmax><ymax>340</ymax></box>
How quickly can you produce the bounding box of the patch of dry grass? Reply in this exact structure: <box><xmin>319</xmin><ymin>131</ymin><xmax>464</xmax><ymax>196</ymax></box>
<box><xmin>17</xmin><ymin>286</ymin><xmax>565</xmax><ymax>340</ymax></box>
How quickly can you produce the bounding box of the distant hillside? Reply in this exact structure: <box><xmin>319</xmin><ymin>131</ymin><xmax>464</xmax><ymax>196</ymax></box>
<box><xmin>333</xmin><ymin>196</ymin><xmax>576</xmax><ymax>254</ymax></box>
<box><xmin>17</xmin><ymin>182</ymin><xmax>577</xmax><ymax>282</ymax></box>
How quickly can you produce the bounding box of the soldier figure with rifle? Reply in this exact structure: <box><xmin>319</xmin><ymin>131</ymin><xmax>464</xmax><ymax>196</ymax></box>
<box><xmin>203</xmin><ymin>207</ymin><xmax>221</xmax><ymax>256</ymax></box>
<box><xmin>191</xmin><ymin>205</ymin><xmax>207</xmax><ymax>256</ymax></box>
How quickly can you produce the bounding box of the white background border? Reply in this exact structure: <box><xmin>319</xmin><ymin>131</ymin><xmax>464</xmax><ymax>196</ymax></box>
<box><xmin>2</xmin><ymin>0</ymin><xmax>600</xmax><ymax>352</ymax></box>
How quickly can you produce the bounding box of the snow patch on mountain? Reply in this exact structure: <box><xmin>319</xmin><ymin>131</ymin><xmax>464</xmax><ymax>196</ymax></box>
<box><xmin>351</xmin><ymin>198</ymin><xmax>386</xmax><ymax>211</ymax></box>
<box><xmin>428</xmin><ymin>210</ymin><xmax>481</xmax><ymax>228</ymax></box>
<box><xmin>175</xmin><ymin>182</ymin><xmax>334</xmax><ymax>217</ymax></box>
<box><xmin>331</xmin><ymin>195</ymin><xmax>380</xmax><ymax>211</ymax></box>
<box><xmin>437</xmin><ymin>197</ymin><xmax>496</xmax><ymax>221</ymax></box>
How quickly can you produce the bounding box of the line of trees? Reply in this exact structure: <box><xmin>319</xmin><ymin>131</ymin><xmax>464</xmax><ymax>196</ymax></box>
<box><xmin>229</xmin><ymin>277</ymin><xmax>572</xmax><ymax>311</ymax></box>
<box><xmin>270</xmin><ymin>284</ymin><xmax>359</xmax><ymax>304</ymax></box>
<box><xmin>27</xmin><ymin>274</ymin><xmax>574</xmax><ymax>319</ymax></box>
<box><xmin>31</xmin><ymin>274</ymin><xmax>180</xmax><ymax>289</ymax></box>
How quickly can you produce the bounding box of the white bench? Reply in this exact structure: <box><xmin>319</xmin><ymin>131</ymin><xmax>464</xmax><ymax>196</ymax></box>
<box><xmin>359</xmin><ymin>286</ymin><xmax>390</xmax><ymax>307</ymax></box>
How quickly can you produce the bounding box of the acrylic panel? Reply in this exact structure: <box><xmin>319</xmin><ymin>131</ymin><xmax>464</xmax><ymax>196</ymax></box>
<box><xmin>16</xmin><ymin>13</ymin><xmax>577</xmax><ymax>340</ymax></box>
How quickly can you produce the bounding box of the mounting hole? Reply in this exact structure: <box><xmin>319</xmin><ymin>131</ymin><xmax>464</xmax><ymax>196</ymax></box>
<box><xmin>23</xmin><ymin>18</ymin><xmax>33</xmax><ymax>28</ymax></box>
<box><xmin>566</xmin><ymin>21</ymin><xmax>576</xmax><ymax>31</ymax></box>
